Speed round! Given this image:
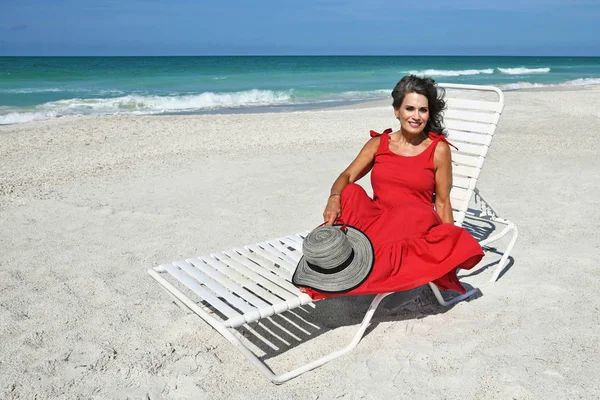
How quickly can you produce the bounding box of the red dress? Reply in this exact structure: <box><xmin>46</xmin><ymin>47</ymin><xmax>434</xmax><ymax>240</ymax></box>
<box><xmin>302</xmin><ymin>129</ymin><xmax>484</xmax><ymax>300</ymax></box>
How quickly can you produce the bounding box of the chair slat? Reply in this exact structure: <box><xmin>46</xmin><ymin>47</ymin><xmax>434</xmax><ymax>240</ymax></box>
<box><xmin>451</xmin><ymin>142</ymin><xmax>489</xmax><ymax>156</ymax></box>
<box><xmin>245</xmin><ymin>244</ymin><xmax>297</xmax><ymax>271</ymax></box>
<box><xmin>175</xmin><ymin>260</ymin><xmax>260</xmax><ymax>318</ymax></box>
<box><xmin>186</xmin><ymin>258</ymin><xmax>271</xmax><ymax>310</ymax></box>
<box><xmin>452</xmin><ymin>176</ymin><xmax>476</xmax><ymax>190</ymax></box>
<box><xmin>289</xmin><ymin>234</ymin><xmax>306</xmax><ymax>244</ymax></box>
<box><xmin>447</xmin><ymin>130</ymin><xmax>493</xmax><ymax>146</ymax></box>
<box><xmin>450</xmin><ymin>187</ymin><xmax>470</xmax><ymax>212</ymax></box>
<box><xmin>445</xmin><ymin>119</ymin><xmax>495</xmax><ymax>135</ymax></box>
<box><xmin>444</xmin><ymin>109</ymin><xmax>497</xmax><ymax>124</ymax></box>
<box><xmin>279</xmin><ymin>236</ymin><xmax>303</xmax><ymax>251</ymax></box>
<box><xmin>453</xmin><ymin>210</ymin><xmax>466</xmax><ymax>226</ymax></box>
<box><xmin>450</xmin><ymin>186</ymin><xmax>468</xmax><ymax>200</ymax></box>
<box><xmin>446</xmin><ymin>97</ymin><xmax>502</xmax><ymax>113</ymax></box>
<box><xmin>222</xmin><ymin>250</ymin><xmax>299</xmax><ymax>294</ymax></box>
<box><xmin>217</xmin><ymin>252</ymin><xmax>302</xmax><ymax>308</ymax></box>
<box><xmin>266</xmin><ymin>239</ymin><xmax>302</xmax><ymax>263</ymax></box>
<box><xmin>162</xmin><ymin>263</ymin><xmax>244</xmax><ymax>323</ymax></box>
<box><xmin>199</xmin><ymin>256</ymin><xmax>285</xmax><ymax>306</ymax></box>
<box><xmin>284</xmin><ymin>235</ymin><xmax>304</xmax><ymax>246</ymax></box>
<box><xmin>451</xmin><ymin>197</ymin><xmax>469</xmax><ymax>213</ymax></box>
<box><xmin>453</xmin><ymin>164</ymin><xmax>481</xmax><ymax>179</ymax></box>
<box><xmin>452</xmin><ymin>153</ymin><xmax>484</xmax><ymax>168</ymax></box>
<box><xmin>234</xmin><ymin>247</ymin><xmax>294</xmax><ymax>281</ymax></box>
<box><xmin>247</xmin><ymin>243</ymin><xmax>297</xmax><ymax>272</ymax></box>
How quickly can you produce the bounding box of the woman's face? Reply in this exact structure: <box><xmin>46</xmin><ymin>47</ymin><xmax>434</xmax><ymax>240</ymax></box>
<box><xmin>395</xmin><ymin>92</ymin><xmax>429</xmax><ymax>135</ymax></box>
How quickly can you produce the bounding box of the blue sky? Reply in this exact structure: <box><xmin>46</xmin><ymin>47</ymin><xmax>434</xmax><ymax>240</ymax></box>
<box><xmin>1</xmin><ymin>0</ymin><xmax>598</xmax><ymax>56</ymax></box>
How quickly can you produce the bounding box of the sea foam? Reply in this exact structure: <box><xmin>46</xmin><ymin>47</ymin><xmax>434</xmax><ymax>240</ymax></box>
<box><xmin>0</xmin><ymin>110</ymin><xmax>59</xmax><ymax>124</ymax></box>
<box><xmin>0</xmin><ymin>89</ymin><xmax>293</xmax><ymax>125</ymax></box>
<box><xmin>2</xmin><ymin>79</ymin><xmax>600</xmax><ymax>125</ymax></box>
<box><xmin>499</xmin><ymin>78</ymin><xmax>600</xmax><ymax>90</ymax></box>
<box><xmin>0</xmin><ymin>88</ymin><xmax>399</xmax><ymax>125</ymax></box>
<box><xmin>497</xmin><ymin>67</ymin><xmax>551</xmax><ymax>74</ymax></box>
<box><xmin>407</xmin><ymin>67</ymin><xmax>552</xmax><ymax>77</ymax></box>
<box><xmin>407</xmin><ymin>68</ymin><xmax>495</xmax><ymax>77</ymax></box>
<box><xmin>40</xmin><ymin>89</ymin><xmax>292</xmax><ymax>112</ymax></box>
<box><xmin>0</xmin><ymin>88</ymin><xmax>64</xmax><ymax>94</ymax></box>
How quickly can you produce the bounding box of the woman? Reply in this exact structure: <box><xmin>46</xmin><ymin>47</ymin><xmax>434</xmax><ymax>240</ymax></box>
<box><xmin>301</xmin><ymin>75</ymin><xmax>484</xmax><ymax>300</ymax></box>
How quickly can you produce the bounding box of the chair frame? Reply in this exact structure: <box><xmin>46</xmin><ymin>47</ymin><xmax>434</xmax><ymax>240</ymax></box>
<box><xmin>148</xmin><ymin>83</ymin><xmax>518</xmax><ymax>384</ymax></box>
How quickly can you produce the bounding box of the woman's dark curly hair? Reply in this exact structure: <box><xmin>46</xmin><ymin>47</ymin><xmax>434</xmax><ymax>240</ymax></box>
<box><xmin>391</xmin><ymin>75</ymin><xmax>446</xmax><ymax>134</ymax></box>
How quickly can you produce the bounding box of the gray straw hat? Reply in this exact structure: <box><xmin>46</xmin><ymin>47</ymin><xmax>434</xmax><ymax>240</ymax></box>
<box><xmin>292</xmin><ymin>224</ymin><xmax>374</xmax><ymax>293</ymax></box>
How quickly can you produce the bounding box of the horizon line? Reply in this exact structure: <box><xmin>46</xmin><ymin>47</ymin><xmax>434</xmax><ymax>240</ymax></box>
<box><xmin>1</xmin><ymin>54</ymin><xmax>600</xmax><ymax>57</ymax></box>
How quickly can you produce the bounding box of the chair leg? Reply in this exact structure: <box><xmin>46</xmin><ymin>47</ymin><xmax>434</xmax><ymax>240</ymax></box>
<box><xmin>265</xmin><ymin>292</ymin><xmax>392</xmax><ymax>383</ymax></box>
<box><xmin>149</xmin><ymin>267</ymin><xmax>393</xmax><ymax>384</ymax></box>
<box><xmin>489</xmin><ymin>220</ymin><xmax>518</xmax><ymax>282</ymax></box>
<box><xmin>463</xmin><ymin>212</ymin><xmax>519</xmax><ymax>283</ymax></box>
<box><xmin>150</xmin><ymin>269</ymin><xmax>393</xmax><ymax>385</ymax></box>
<box><xmin>428</xmin><ymin>282</ymin><xmax>478</xmax><ymax>307</ymax></box>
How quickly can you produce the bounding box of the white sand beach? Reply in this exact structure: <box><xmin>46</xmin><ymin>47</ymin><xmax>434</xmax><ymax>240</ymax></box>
<box><xmin>1</xmin><ymin>87</ymin><xmax>600</xmax><ymax>399</ymax></box>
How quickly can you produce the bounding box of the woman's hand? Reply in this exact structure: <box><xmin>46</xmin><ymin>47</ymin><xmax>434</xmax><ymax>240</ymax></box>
<box><xmin>323</xmin><ymin>194</ymin><xmax>341</xmax><ymax>226</ymax></box>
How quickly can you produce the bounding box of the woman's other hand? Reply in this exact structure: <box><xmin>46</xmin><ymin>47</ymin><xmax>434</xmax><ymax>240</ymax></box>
<box><xmin>323</xmin><ymin>194</ymin><xmax>341</xmax><ymax>226</ymax></box>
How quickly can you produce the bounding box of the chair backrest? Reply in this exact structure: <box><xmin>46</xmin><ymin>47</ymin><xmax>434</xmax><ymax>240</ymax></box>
<box><xmin>438</xmin><ymin>83</ymin><xmax>505</xmax><ymax>226</ymax></box>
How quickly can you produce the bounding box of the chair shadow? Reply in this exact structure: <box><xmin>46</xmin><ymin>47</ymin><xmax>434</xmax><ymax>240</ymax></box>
<box><xmin>458</xmin><ymin>251</ymin><xmax>515</xmax><ymax>281</ymax></box>
<box><xmin>236</xmin><ymin>282</ymin><xmax>479</xmax><ymax>363</ymax></box>
<box><xmin>230</xmin><ymin>214</ymin><xmax>514</xmax><ymax>368</ymax></box>
<box><xmin>460</xmin><ymin>215</ymin><xmax>516</xmax><ymax>282</ymax></box>
<box><xmin>461</xmin><ymin>216</ymin><xmax>496</xmax><ymax>242</ymax></box>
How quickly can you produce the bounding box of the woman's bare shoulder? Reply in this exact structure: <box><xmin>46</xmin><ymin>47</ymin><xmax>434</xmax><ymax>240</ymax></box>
<box><xmin>433</xmin><ymin>140</ymin><xmax>452</xmax><ymax>166</ymax></box>
<box><xmin>433</xmin><ymin>139</ymin><xmax>450</xmax><ymax>154</ymax></box>
<box><xmin>363</xmin><ymin>135</ymin><xmax>381</xmax><ymax>152</ymax></box>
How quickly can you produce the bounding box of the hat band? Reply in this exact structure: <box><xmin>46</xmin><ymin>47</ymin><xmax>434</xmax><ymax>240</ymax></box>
<box><xmin>306</xmin><ymin>250</ymin><xmax>355</xmax><ymax>275</ymax></box>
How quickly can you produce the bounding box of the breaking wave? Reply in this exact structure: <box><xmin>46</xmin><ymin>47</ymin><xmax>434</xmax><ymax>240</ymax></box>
<box><xmin>2</xmin><ymin>79</ymin><xmax>600</xmax><ymax>125</ymax></box>
<box><xmin>0</xmin><ymin>89</ymin><xmax>293</xmax><ymax>124</ymax></box>
<box><xmin>0</xmin><ymin>88</ymin><xmax>398</xmax><ymax>124</ymax></box>
<box><xmin>0</xmin><ymin>110</ymin><xmax>60</xmax><ymax>125</ymax></box>
<box><xmin>497</xmin><ymin>67</ymin><xmax>551</xmax><ymax>74</ymax></box>
<box><xmin>499</xmin><ymin>78</ymin><xmax>600</xmax><ymax>90</ymax></box>
<box><xmin>407</xmin><ymin>68</ymin><xmax>495</xmax><ymax>77</ymax></box>
<box><xmin>407</xmin><ymin>67</ymin><xmax>552</xmax><ymax>77</ymax></box>
<box><xmin>0</xmin><ymin>88</ymin><xmax>125</xmax><ymax>95</ymax></box>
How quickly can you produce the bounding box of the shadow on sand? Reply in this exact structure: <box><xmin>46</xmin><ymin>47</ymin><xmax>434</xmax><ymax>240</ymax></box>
<box><xmin>235</xmin><ymin>214</ymin><xmax>514</xmax><ymax>363</ymax></box>
<box><xmin>238</xmin><ymin>282</ymin><xmax>478</xmax><ymax>362</ymax></box>
<box><xmin>461</xmin><ymin>215</ymin><xmax>516</xmax><ymax>281</ymax></box>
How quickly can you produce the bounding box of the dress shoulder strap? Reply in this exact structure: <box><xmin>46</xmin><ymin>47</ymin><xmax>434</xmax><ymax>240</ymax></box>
<box><xmin>427</xmin><ymin>132</ymin><xmax>458</xmax><ymax>151</ymax></box>
<box><xmin>425</xmin><ymin>132</ymin><xmax>459</xmax><ymax>167</ymax></box>
<box><xmin>369</xmin><ymin>128</ymin><xmax>393</xmax><ymax>138</ymax></box>
<box><xmin>370</xmin><ymin>128</ymin><xmax>392</xmax><ymax>154</ymax></box>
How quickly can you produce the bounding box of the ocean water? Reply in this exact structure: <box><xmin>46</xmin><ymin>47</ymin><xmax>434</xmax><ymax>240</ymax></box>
<box><xmin>1</xmin><ymin>56</ymin><xmax>600</xmax><ymax>124</ymax></box>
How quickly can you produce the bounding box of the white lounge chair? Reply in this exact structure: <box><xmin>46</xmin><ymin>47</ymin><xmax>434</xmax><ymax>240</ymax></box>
<box><xmin>147</xmin><ymin>83</ymin><xmax>518</xmax><ymax>384</ymax></box>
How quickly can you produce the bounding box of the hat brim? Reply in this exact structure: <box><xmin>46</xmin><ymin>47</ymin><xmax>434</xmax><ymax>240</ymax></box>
<box><xmin>292</xmin><ymin>224</ymin><xmax>374</xmax><ymax>294</ymax></box>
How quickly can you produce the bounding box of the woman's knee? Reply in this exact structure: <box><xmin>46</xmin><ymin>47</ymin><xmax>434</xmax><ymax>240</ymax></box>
<box><xmin>341</xmin><ymin>183</ymin><xmax>368</xmax><ymax>207</ymax></box>
<box><xmin>341</xmin><ymin>183</ymin><xmax>365</xmax><ymax>198</ymax></box>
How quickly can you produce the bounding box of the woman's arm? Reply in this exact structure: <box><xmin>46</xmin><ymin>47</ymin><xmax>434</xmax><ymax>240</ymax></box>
<box><xmin>433</xmin><ymin>141</ymin><xmax>455</xmax><ymax>224</ymax></box>
<box><xmin>323</xmin><ymin>137</ymin><xmax>380</xmax><ymax>225</ymax></box>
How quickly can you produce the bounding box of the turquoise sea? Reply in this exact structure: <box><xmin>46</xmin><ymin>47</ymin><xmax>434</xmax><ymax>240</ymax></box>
<box><xmin>1</xmin><ymin>56</ymin><xmax>600</xmax><ymax>124</ymax></box>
